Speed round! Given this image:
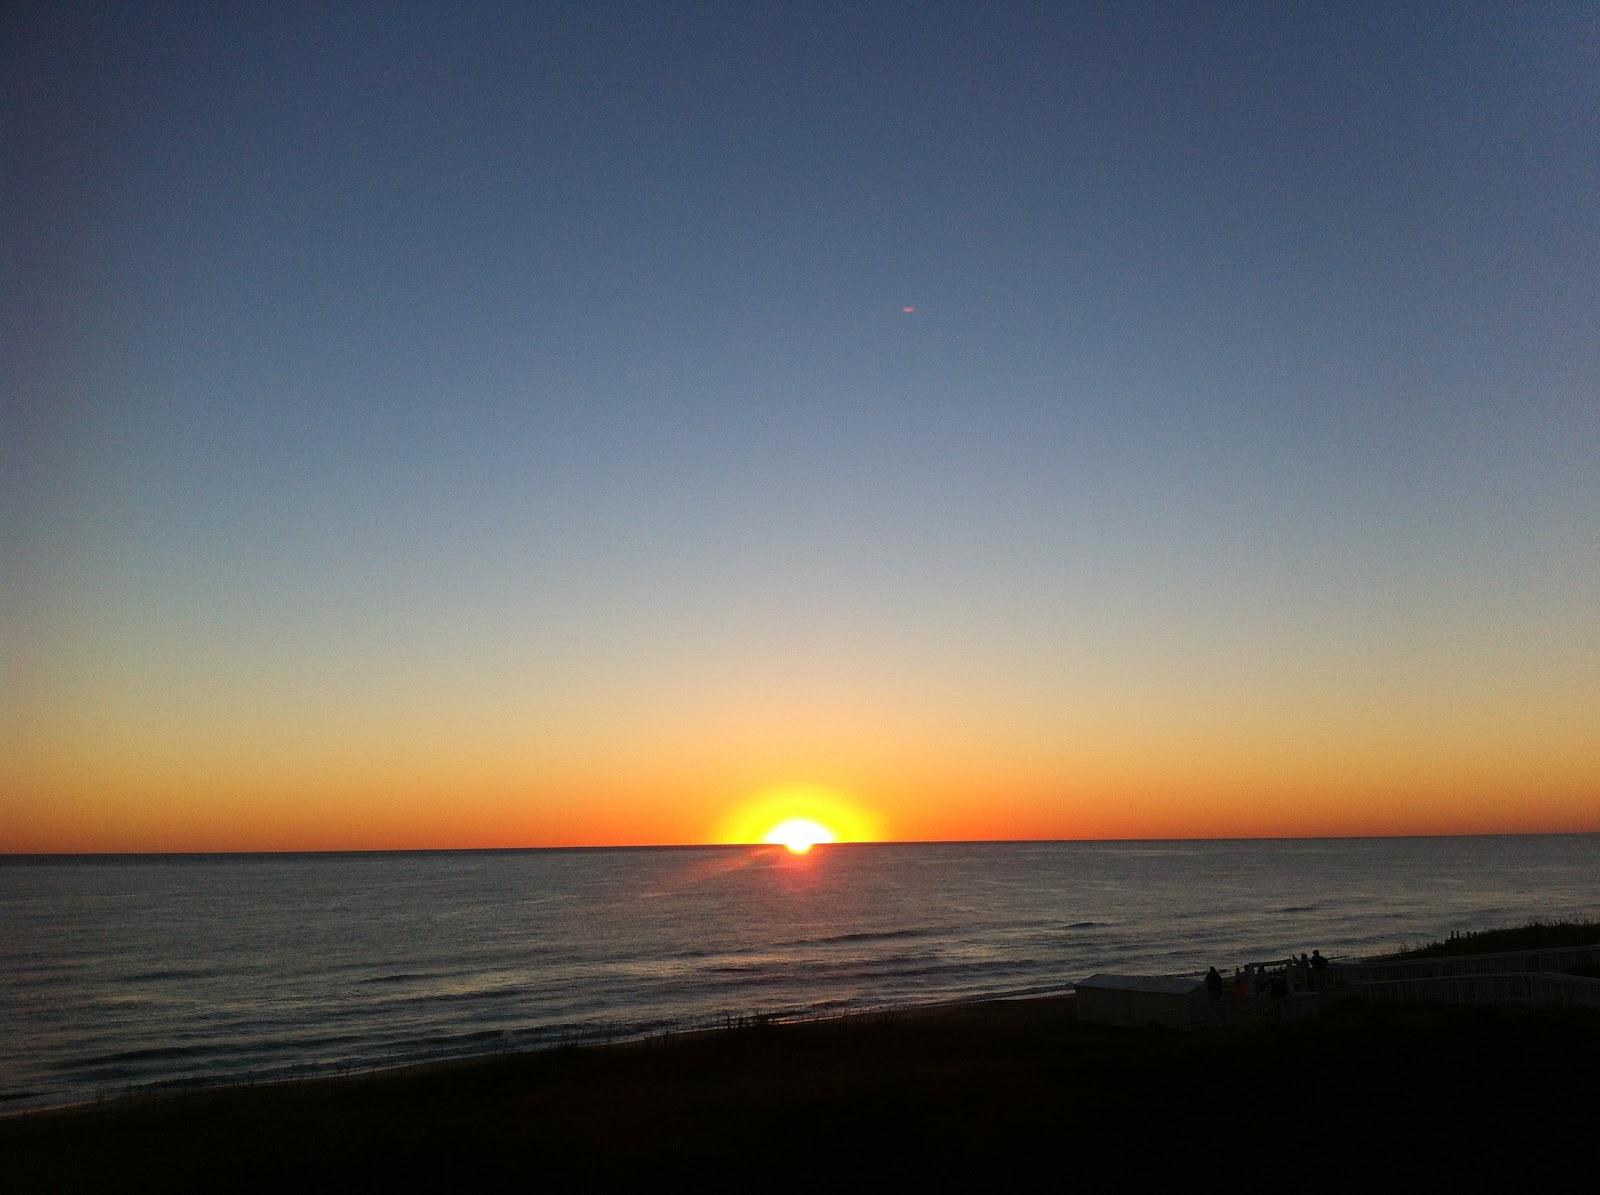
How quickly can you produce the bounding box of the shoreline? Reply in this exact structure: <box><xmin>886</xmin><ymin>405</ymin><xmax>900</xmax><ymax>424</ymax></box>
<box><xmin>10</xmin><ymin>917</ymin><xmax>1596</xmax><ymax>1126</ymax></box>
<box><xmin>14</xmin><ymin>916</ymin><xmax>1599</xmax><ymax>1122</ymax></box>
<box><xmin>6</xmin><ymin>990</ymin><xmax>1598</xmax><ymax>1185</ymax></box>
<box><xmin>0</xmin><ymin>987</ymin><xmax>1077</xmax><ymax>1122</ymax></box>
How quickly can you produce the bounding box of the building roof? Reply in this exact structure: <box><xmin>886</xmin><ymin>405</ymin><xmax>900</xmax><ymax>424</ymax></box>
<box><xmin>1077</xmin><ymin>973</ymin><xmax>1206</xmax><ymax>995</ymax></box>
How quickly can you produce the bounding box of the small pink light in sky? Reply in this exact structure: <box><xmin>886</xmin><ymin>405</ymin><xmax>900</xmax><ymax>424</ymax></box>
<box><xmin>901</xmin><ymin>305</ymin><xmax>916</xmax><ymax>313</ymax></box>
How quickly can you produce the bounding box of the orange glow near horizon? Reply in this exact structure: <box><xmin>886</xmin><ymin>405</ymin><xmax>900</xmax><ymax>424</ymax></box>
<box><xmin>8</xmin><ymin>496</ymin><xmax>1599</xmax><ymax>856</ymax></box>
<box><xmin>5</xmin><ymin>690</ymin><xmax>1600</xmax><ymax>852</ymax></box>
<box><xmin>3</xmin><ymin>751</ymin><xmax>1600</xmax><ymax>853</ymax></box>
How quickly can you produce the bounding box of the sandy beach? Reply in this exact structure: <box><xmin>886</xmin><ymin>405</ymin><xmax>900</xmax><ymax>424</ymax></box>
<box><xmin>6</xmin><ymin>992</ymin><xmax>1597</xmax><ymax>1187</ymax></box>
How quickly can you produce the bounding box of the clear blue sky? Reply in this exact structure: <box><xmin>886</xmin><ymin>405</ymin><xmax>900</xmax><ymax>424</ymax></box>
<box><xmin>5</xmin><ymin>2</ymin><xmax>1597</xmax><ymax>848</ymax></box>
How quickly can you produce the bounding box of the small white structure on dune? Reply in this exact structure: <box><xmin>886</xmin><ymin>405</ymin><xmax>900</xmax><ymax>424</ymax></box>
<box><xmin>1076</xmin><ymin>974</ymin><xmax>1212</xmax><ymax>1029</ymax></box>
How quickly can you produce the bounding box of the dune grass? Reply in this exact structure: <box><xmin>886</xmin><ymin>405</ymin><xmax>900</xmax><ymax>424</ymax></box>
<box><xmin>1389</xmin><ymin>919</ymin><xmax>1600</xmax><ymax>960</ymax></box>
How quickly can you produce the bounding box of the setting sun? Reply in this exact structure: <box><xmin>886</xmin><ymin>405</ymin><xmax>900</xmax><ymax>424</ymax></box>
<box><xmin>762</xmin><ymin>818</ymin><xmax>835</xmax><ymax>854</ymax></box>
<box><xmin>718</xmin><ymin>785</ymin><xmax>881</xmax><ymax>849</ymax></box>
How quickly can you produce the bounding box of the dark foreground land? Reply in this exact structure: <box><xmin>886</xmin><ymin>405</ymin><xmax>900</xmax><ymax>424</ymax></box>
<box><xmin>6</xmin><ymin>996</ymin><xmax>1599</xmax><ymax>1188</ymax></box>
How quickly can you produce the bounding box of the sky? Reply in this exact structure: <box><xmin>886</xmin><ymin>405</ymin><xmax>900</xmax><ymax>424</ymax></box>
<box><xmin>4</xmin><ymin>1</ymin><xmax>1597</xmax><ymax>851</ymax></box>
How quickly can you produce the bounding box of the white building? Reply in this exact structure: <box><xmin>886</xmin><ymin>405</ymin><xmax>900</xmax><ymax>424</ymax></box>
<box><xmin>1075</xmin><ymin>973</ymin><xmax>1212</xmax><ymax>1029</ymax></box>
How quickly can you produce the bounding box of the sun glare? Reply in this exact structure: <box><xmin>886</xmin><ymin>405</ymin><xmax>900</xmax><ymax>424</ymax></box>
<box><xmin>762</xmin><ymin>818</ymin><xmax>836</xmax><ymax>854</ymax></box>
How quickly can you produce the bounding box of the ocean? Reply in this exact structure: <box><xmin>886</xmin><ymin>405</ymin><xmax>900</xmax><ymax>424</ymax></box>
<box><xmin>3</xmin><ymin>835</ymin><xmax>1597</xmax><ymax>1112</ymax></box>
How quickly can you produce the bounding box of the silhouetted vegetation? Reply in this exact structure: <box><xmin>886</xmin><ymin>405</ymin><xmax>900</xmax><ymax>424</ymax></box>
<box><xmin>1389</xmin><ymin>919</ymin><xmax>1600</xmax><ymax>960</ymax></box>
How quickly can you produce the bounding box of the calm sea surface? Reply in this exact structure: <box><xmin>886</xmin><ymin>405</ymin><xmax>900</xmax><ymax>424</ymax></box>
<box><xmin>3</xmin><ymin>835</ymin><xmax>1597</xmax><ymax>1111</ymax></box>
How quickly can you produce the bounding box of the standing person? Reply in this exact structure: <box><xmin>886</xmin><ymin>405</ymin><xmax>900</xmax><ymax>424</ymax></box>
<box><xmin>1310</xmin><ymin>949</ymin><xmax>1328</xmax><ymax>990</ymax></box>
<box><xmin>1206</xmin><ymin>966</ymin><xmax>1223</xmax><ymax>1001</ymax></box>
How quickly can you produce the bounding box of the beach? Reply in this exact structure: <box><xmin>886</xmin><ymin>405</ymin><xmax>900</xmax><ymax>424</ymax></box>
<box><xmin>7</xmin><ymin>992</ymin><xmax>1597</xmax><ymax>1186</ymax></box>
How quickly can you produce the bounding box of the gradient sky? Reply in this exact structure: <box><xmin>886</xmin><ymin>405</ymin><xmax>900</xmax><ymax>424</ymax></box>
<box><xmin>5</xmin><ymin>2</ymin><xmax>1598</xmax><ymax>851</ymax></box>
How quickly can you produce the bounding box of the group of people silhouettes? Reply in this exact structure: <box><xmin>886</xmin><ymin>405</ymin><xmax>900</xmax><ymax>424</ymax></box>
<box><xmin>1206</xmin><ymin>949</ymin><xmax>1329</xmax><ymax>1001</ymax></box>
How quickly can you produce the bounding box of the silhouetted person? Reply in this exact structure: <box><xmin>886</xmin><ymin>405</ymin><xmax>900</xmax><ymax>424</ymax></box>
<box><xmin>1205</xmin><ymin>966</ymin><xmax>1222</xmax><ymax>1000</ymax></box>
<box><xmin>1310</xmin><ymin>949</ymin><xmax>1328</xmax><ymax>990</ymax></box>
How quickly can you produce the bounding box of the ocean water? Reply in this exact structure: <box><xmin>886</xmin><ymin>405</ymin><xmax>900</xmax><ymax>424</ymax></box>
<box><xmin>3</xmin><ymin>835</ymin><xmax>1597</xmax><ymax>1112</ymax></box>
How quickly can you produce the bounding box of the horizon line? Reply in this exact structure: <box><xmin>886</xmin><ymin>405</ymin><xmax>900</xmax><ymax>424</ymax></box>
<box><xmin>5</xmin><ymin>827</ymin><xmax>1598</xmax><ymax>859</ymax></box>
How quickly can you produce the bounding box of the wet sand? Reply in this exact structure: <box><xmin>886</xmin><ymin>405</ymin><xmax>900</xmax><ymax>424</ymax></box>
<box><xmin>5</xmin><ymin>993</ymin><xmax>1597</xmax><ymax>1187</ymax></box>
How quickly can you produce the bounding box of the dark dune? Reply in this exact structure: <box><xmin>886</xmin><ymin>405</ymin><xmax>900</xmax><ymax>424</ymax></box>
<box><xmin>5</xmin><ymin>994</ymin><xmax>1598</xmax><ymax>1188</ymax></box>
<box><xmin>1386</xmin><ymin>918</ymin><xmax>1600</xmax><ymax>960</ymax></box>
